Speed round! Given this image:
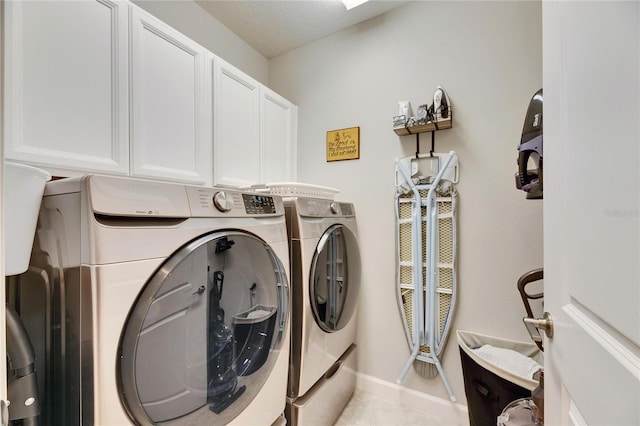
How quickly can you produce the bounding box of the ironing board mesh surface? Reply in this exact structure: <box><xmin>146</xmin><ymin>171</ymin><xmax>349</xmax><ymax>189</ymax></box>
<box><xmin>400</xmin><ymin>282</ymin><xmax>454</xmax><ymax>351</ymax></box>
<box><xmin>399</xmin><ymin>225</ymin><xmax>412</xmax><ymax>261</ymax></box>
<box><xmin>439</xmin><ymin>269</ymin><xmax>453</xmax><ymax>289</ymax></box>
<box><xmin>401</xmin><ymin>289</ymin><xmax>430</xmax><ymax>354</ymax></box>
<box><xmin>439</xmin><ymin>217</ymin><xmax>453</xmax><ymax>264</ymax></box>
<box><xmin>400</xmin><ymin>266</ymin><xmax>412</xmax><ymax>284</ymax></box>
<box><xmin>396</xmin><ymin>186</ymin><xmax>457</xmax><ymax>378</ymax></box>
<box><xmin>399</xmin><ymin>202</ymin><xmax>412</xmax><ymax>219</ymax></box>
<box><xmin>422</xmin><ymin>220</ymin><xmax>428</xmax><ymax>262</ymax></box>
<box><xmin>439</xmin><ymin>293</ymin><xmax>452</xmax><ymax>335</ymax></box>
<box><xmin>402</xmin><ymin>289</ymin><xmax>414</xmax><ymax>334</ymax></box>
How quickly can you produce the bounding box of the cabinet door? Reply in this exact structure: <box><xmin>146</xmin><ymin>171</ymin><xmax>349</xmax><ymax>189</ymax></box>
<box><xmin>130</xmin><ymin>6</ymin><xmax>210</xmax><ymax>184</ymax></box>
<box><xmin>213</xmin><ymin>59</ymin><xmax>261</xmax><ymax>186</ymax></box>
<box><xmin>260</xmin><ymin>87</ymin><xmax>297</xmax><ymax>183</ymax></box>
<box><xmin>4</xmin><ymin>0</ymin><xmax>129</xmax><ymax>175</ymax></box>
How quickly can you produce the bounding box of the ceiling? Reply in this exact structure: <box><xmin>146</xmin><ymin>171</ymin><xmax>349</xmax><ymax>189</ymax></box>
<box><xmin>195</xmin><ymin>0</ymin><xmax>411</xmax><ymax>59</ymax></box>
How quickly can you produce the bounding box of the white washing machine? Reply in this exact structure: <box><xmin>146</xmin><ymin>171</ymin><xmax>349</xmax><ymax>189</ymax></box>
<box><xmin>283</xmin><ymin>197</ymin><xmax>361</xmax><ymax>426</ymax></box>
<box><xmin>12</xmin><ymin>175</ymin><xmax>290</xmax><ymax>425</ymax></box>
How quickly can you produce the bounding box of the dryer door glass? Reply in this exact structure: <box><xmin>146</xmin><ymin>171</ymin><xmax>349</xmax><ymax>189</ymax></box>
<box><xmin>118</xmin><ymin>231</ymin><xmax>288</xmax><ymax>425</ymax></box>
<box><xmin>310</xmin><ymin>224</ymin><xmax>361</xmax><ymax>332</ymax></box>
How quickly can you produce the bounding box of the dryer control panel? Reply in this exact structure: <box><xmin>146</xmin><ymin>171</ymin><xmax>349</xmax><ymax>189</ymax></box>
<box><xmin>295</xmin><ymin>197</ymin><xmax>356</xmax><ymax>218</ymax></box>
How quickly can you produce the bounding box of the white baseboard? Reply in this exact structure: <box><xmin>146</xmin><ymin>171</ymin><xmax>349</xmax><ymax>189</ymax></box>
<box><xmin>355</xmin><ymin>372</ymin><xmax>470</xmax><ymax>426</ymax></box>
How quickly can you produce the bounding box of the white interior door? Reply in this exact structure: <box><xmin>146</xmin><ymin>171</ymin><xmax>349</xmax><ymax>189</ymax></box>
<box><xmin>543</xmin><ymin>2</ymin><xmax>640</xmax><ymax>425</ymax></box>
<box><xmin>1</xmin><ymin>0</ymin><xmax>8</xmax><ymax>413</ymax></box>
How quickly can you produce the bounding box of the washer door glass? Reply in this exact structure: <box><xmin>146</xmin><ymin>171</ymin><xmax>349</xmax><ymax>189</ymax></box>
<box><xmin>118</xmin><ymin>231</ymin><xmax>288</xmax><ymax>425</ymax></box>
<box><xmin>309</xmin><ymin>224</ymin><xmax>360</xmax><ymax>332</ymax></box>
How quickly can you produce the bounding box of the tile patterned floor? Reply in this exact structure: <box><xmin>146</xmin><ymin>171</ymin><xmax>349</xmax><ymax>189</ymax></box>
<box><xmin>334</xmin><ymin>390</ymin><xmax>454</xmax><ymax>426</ymax></box>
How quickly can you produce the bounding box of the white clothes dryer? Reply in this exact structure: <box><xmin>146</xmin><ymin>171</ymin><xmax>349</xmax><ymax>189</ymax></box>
<box><xmin>283</xmin><ymin>197</ymin><xmax>361</xmax><ymax>426</ymax></box>
<box><xmin>12</xmin><ymin>175</ymin><xmax>290</xmax><ymax>425</ymax></box>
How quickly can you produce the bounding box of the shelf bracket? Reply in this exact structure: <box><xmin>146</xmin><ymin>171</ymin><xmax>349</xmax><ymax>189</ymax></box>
<box><xmin>430</xmin><ymin>131</ymin><xmax>435</xmax><ymax>157</ymax></box>
<box><xmin>415</xmin><ymin>129</ymin><xmax>438</xmax><ymax>158</ymax></box>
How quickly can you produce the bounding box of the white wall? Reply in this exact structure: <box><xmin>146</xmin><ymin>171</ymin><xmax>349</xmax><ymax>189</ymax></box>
<box><xmin>132</xmin><ymin>0</ymin><xmax>269</xmax><ymax>84</ymax></box>
<box><xmin>269</xmin><ymin>0</ymin><xmax>543</xmax><ymax>406</ymax></box>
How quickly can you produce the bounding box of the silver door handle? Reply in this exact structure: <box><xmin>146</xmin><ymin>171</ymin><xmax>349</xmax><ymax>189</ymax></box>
<box><xmin>523</xmin><ymin>312</ymin><xmax>554</xmax><ymax>338</ymax></box>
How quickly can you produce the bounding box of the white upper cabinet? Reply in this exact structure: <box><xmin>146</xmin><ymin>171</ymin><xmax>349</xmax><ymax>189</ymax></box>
<box><xmin>3</xmin><ymin>0</ymin><xmax>295</xmax><ymax>186</ymax></box>
<box><xmin>4</xmin><ymin>0</ymin><xmax>129</xmax><ymax>174</ymax></box>
<box><xmin>213</xmin><ymin>59</ymin><xmax>261</xmax><ymax>186</ymax></box>
<box><xmin>213</xmin><ymin>59</ymin><xmax>297</xmax><ymax>187</ymax></box>
<box><xmin>261</xmin><ymin>86</ymin><xmax>297</xmax><ymax>183</ymax></box>
<box><xmin>129</xmin><ymin>6</ymin><xmax>210</xmax><ymax>184</ymax></box>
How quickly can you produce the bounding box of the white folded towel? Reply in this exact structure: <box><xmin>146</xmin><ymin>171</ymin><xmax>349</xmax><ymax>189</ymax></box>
<box><xmin>246</xmin><ymin>309</ymin><xmax>272</xmax><ymax>320</ymax></box>
<box><xmin>473</xmin><ymin>344</ymin><xmax>542</xmax><ymax>380</ymax></box>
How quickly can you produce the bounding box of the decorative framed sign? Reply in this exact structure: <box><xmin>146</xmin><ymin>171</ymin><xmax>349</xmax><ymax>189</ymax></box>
<box><xmin>326</xmin><ymin>127</ymin><xmax>360</xmax><ymax>162</ymax></box>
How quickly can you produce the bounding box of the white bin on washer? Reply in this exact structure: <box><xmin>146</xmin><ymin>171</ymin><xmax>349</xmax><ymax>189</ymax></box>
<box><xmin>3</xmin><ymin>162</ymin><xmax>51</xmax><ymax>275</ymax></box>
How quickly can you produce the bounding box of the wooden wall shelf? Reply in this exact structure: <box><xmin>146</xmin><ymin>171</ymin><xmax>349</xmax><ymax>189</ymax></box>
<box><xmin>393</xmin><ymin>107</ymin><xmax>452</xmax><ymax>136</ymax></box>
<box><xmin>393</xmin><ymin>117</ymin><xmax>452</xmax><ymax>136</ymax></box>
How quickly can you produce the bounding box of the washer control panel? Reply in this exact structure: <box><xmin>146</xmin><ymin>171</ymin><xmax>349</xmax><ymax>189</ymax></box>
<box><xmin>242</xmin><ymin>194</ymin><xmax>276</xmax><ymax>214</ymax></box>
<box><xmin>186</xmin><ymin>186</ymin><xmax>282</xmax><ymax>217</ymax></box>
